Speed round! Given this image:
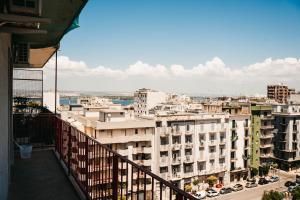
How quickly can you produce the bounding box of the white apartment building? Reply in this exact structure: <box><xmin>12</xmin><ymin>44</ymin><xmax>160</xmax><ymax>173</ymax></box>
<box><xmin>273</xmin><ymin>104</ymin><xmax>300</xmax><ymax>171</ymax></box>
<box><xmin>228</xmin><ymin>116</ymin><xmax>251</xmax><ymax>182</ymax></box>
<box><xmin>62</xmin><ymin>101</ymin><xmax>251</xmax><ymax>191</ymax></box>
<box><xmin>153</xmin><ymin>112</ymin><xmax>232</xmax><ymax>189</ymax></box>
<box><xmin>134</xmin><ymin>88</ymin><xmax>167</xmax><ymax>116</ymax></box>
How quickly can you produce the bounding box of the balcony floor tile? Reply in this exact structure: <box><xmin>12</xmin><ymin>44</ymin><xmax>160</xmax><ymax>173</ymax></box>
<box><xmin>9</xmin><ymin>149</ymin><xmax>80</xmax><ymax>200</ymax></box>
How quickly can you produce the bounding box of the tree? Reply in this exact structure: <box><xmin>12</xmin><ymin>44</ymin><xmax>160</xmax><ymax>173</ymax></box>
<box><xmin>207</xmin><ymin>175</ymin><xmax>218</xmax><ymax>187</ymax></box>
<box><xmin>184</xmin><ymin>184</ymin><xmax>192</xmax><ymax>192</ymax></box>
<box><xmin>261</xmin><ymin>190</ymin><xmax>284</xmax><ymax>200</ymax></box>
<box><xmin>192</xmin><ymin>178</ymin><xmax>200</xmax><ymax>186</ymax></box>
<box><xmin>260</xmin><ymin>165</ymin><xmax>270</xmax><ymax>177</ymax></box>
<box><xmin>292</xmin><ymin>187</ymin><xmax>300</xmax><ymax>200</ymax></box>
<box><xmin>251</xmin><ymin>168</ymin><xmax>258</xmax><ymax>177</ymax></box>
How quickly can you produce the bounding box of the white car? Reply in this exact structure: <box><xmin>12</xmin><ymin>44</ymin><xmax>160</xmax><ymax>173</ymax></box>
<box><xmin>194</xmin><ymin>191</ymin><xmax>207</xmax><ymax>199</ymax></box>
<box><xmin>207</xmin><ymin>189</ymin><xmax>219</xmax><ymax>197</ymax></box>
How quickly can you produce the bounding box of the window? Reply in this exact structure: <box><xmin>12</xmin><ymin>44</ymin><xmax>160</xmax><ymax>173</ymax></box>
<box><xmin>187</xmin><ymin>124</ymin><xmax>190</xmax><ymax>131</ymax></box>
<box><xmin>135</xmin><ymin>129</ymin><xmax>138</xmax><ymax>134</ymax></box>
<box><xmin>209</xmin><ymin>147</ymin><xmax>215</xmax><ymax>153</ymax></box>
<box><xmin>160</xmin><ymin>167</ymin><xmax>168</xmax><ymax>173</ymax></box>
<box><xmin>156</xmin><ymin>121</ymin><xmax>162</xmax><ymax>127</ymax></box>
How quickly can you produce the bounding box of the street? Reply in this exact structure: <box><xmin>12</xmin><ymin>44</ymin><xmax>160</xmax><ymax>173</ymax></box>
<box><xmin>211</xmin><ymin>171</ymin><xmax>296</xmax><ymax>200</ymax></box>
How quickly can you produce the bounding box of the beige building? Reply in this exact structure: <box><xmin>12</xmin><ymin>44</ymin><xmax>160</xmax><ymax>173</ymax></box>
<box><xmin>267</xmin><ymin>84</ymin><xmax>295</xmax><ymax>103</ymax></box>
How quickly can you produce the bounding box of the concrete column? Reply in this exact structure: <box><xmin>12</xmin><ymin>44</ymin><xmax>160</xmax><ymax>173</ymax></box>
<box><xmin>0</xmin><ymin>32</ymin><xmax>12</xmax><ymax>200</ymax></box>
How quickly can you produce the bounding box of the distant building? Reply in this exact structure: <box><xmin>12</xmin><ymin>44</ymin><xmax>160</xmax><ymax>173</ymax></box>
<box><xmin>134</xmin><ymin>88</ymin><xmax>167</xmax><ymax>116</ymax></box>
<box><xmin>267</xmin><ymin>84</ymin><xmax>295</xmax><ymax>103</ymax></box>
<box><xmin>273</xmin><ymin>104</ymin><xmax>300</xmax><ymax>171</ymax></box>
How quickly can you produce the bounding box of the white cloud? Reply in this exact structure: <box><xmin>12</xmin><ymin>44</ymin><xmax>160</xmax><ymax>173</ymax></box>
<box><xmin>44</xmin><ymin>56</ymin><xmax>300</xmax><ymax>95</ymax></box>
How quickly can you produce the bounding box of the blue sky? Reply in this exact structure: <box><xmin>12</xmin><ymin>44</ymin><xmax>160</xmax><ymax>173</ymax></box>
<box><xmin>45</xmin><ymin>0</ymin><xmax>300</xmax><ymax>95</ymax></box>
<box><xmin>60</xmin><ymin>0</ymin><xmax>300</xmax><ymax>67</ymax></box>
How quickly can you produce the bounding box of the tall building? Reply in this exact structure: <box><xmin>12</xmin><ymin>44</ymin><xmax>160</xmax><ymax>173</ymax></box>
<box><xmin>250</xmin><ymin>105</ymin><xmax>274</xmax><ymax>169</ymax></box>
<box><xmin>134</xmin><ymin>88</ymin><xmax>167</xmax><ymax>116</ymax></box>
<box><xmin>273</xmin><ymin>104</ymin><xmax>300</xmax><ymax>171</ymax></box>
<box><xmin>267</xmin><ymin>84</ymin><xmax>295</xmax><ymax>103</ymax></box>
<box><xmin>222</xmin><ymin>103</ymin><xmax>251</xmax><ymax>181</ymax></box>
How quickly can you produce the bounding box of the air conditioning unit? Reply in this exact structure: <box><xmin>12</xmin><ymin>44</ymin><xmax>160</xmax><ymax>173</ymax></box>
<box><xmin>8</xmin><ymin>0</ymin><xmax>42</xmax><ymax>16</ymax></box>
<box><xmin>13</xmin><ymin>43</ymin><xmax>30</xmax><ymax>67</ymax></box>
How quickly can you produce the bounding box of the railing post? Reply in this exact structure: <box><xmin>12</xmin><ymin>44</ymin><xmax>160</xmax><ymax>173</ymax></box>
<box><xmin>176</xmin><ymin>193</ymin><xmax>184</xmax><ymax>200</ymax></box>
<box><xmin>85</xmin><ymin>135</ymin><xmax>89</xmax><ymax>199</ymax></box>
<box><xmin>112</xmin><ymin>155</ymin><xmax>119</xmax><ymax>200</ymax></box>
<box><xmin>67</xmin><ymin>125</ymin><xmax>71</xmax><ymax>175</ymax></box>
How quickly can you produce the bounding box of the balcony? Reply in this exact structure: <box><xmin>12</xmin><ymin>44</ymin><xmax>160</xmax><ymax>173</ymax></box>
<box><xmin>172</xmin><ymin>157</ymin><xmax>181</xmax><ymax>165</ymax></box>
<box><xmin>160</xmin><ymin>157</ymin><xmax>169</xmax><ymax>166</ymax></box>
<box><xmin>260</xmin><ymin>143</ymin><xmax>273</xmax><ymax>149</ymax></box>
<box><xmin>160</xmin><ymin>144</ymin><xmax>169</xmax><ymax>151</ymax></box>
<box><xmin>9</xmin><ymin>150</ymin><xmax>80</xmax><ymax>200</ymax></box>
<box><xmin>183</xmin><ymin>155</ymin><xmax>194</xmax><ymax>163</ymax></box>
<box><xmin>132</xmin><ymin>146</ymin><xmax>152</xmax><ymax>154</ymax></box>
<box><xmin>261</xmin><ymin>125</ymin><xmax>274</xmax><ymax>130</ymax></box>
<box><xmin>260</xmin><ymin>133</ymin><xmax>273</xmax><ymax>139</ymax></box>
<box><xmin>261</xmin><ymin>115</ymin><xmax>274</xmax><ymax>121</ymax></box>
<box><xmin>185</xmin><ymin>142</ymin><xmax>193</xmax><ymax>149</ymax></box>
<box><xmin>10</xmin><ymin>113</ymin><xmax>197</xmax><ymax>200</ymax></box>
<box><xmin>172</xmin><ymin>143</ymin><xmax>181</xmax><ymax>150</ymax></box>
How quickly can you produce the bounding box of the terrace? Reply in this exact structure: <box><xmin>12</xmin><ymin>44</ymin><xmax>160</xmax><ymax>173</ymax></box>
<box><xmin>10</xmin><ymin>112</ymin><xmax>197</xmax><ymax>200</ymax></box>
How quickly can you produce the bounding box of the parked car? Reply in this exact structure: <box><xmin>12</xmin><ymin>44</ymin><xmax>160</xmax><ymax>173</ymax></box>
<box><xmin>288</xmin><ymin>185</ymin><xmax>300</xmax><ymax>193</ymax></box>
<box><xmin>258</xmin><ymin>178</ymin><xmax>269</xmax><ymax>185</ymax></box>
<box><xmin>245</xmin><ymin>182</ymin><xmax>258</xmax><ymax>188</ymax></box>
<box><xmin>285</xmin><ymin>181</ymin><xmax>296</xmax><ymax>187</ymax></box>
<box><xmin>246</xmin><ymin>178</ymin><xmax>256</xmax><ymax>183</ymax></box>
<box><xmin>206</xmin><ymin>189</ymin><xmax>219</xmax><ymax>197</ymax></box>
<box><xmin>233</xmin><ymin>184</ymin><xmax>243</xmax><ymax>191</ymax></box>
<box><xmin>269</xmin><ymin>176</ymin><xmax>279</xmax><ymax>182</ymax></box>
<box><xmin>220</xmin><ymin>187</ymin><xmax>234</xmax><ymax>194</ymax></box>
<box><xmin>194</xmin><ymin>191</ymin><xmax>207</xmax><ymax>199</ymax></box>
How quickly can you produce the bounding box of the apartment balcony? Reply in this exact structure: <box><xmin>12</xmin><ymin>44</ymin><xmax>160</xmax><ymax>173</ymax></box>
<box><xmin>160</xmin><ymin>157</ymin><xmax>169</xmax><ymax>166</ymax></box>
<box><xmin>209</xmin><ymin>153</ymin><xmax>216</xmax><ymax>160</ymax></box>
<box><xmin>171</xmin><ymin>129</ymin><xmax>182</xmax><ymax>136</ymax></box>
<box><xmin>197</xmin><ymin>170</ymin><xmax>207</xmax><ymax>176</ymax></box>
<box><xmin>183</xmin><ymin>155</ymin><xmax>194</xmax><ymax>163</ymax></box>
<box><xmin>160</xmin><ymin>144</ymin><xmax>169</xmax><ymax>151</ymax></box>
<box><xmin>260</xmin><ymin>154</ymin><xmax>272</xmax><ymax>158</ymax></box>
<box><xmin>135</xmin><ymin>159</ymin><xmax>152</xmax><ymax>166</ymax></box>
<box><xmin>260</xmin><ymin>134</ymin><xmax>273</xmax><ymax>139</ymax></box>
<box><xmin>172</xmin><ymin>157</ymin><xmax>182</xmax><ymax>165</ymax></box>
<box><xmin>261</xmin><ymin>115</ymin><xmax>274</xmax><ymax>121</ymax></box>
<box><xmin>132</xmin><ymin>146</ymin><xmax>152</xmax><ymax>154</ymax></box>
<box><xmin>183</xmin><ymin>172</ymin><xmax>194</xmax><ymax>178</ymax></box>
<box><xmin>117</xmin><ymin>149</ymin><xmax>128</xmax><ymax>156</ymax></box>
<box><xmin>185</xmin><ymin>142</ymin><xmax>193</xmax><ymax>149</ymax></box>
<box><xmin>261</xmin><ymin>125</ymin><xmax>274</xmax><ymax>130</ymax></box>
<box><xmin>199</xmin><ymin>141</ymin><xmax>205</xmax><ymax>147</ymax></box>
<box><xmin>208</xmin><ymin>140</ymin><xmax>217</xmax><ymax>146</ymax></box>
<box><xmin>10</xmin><ymin>113</ymin><xmax>196</xmax><ymax>200</ymax></box>
<box><xmin>260</xmin><ymin>144</ymin><xmax>274</xmax><ymax>149</ymax></box>
<box><xmin>185</xmin><ymin>130</ymin><xmax>193</xmax><ymax>135</ymax></box>
<box><xmin>160</xmin><ymin>132</ymin><xmax>170</xmax><ymax>137</ymax></box>
<box><xmin>172</xmin><ymin>143</ymin><xmax>181</xmax><ymax>150</ymax></box>
<box><xmin>219</xmin><ymin>154</ymin><xmax>226</xmax><ymax>159</ymax></box>
<box><xmin>230</xmin><ymin>157</ymin><xmax>238</xmax><ymax>162</ymax></box>
<box><xmin>171</xmin><ymin>173</ymin><xmax>181</xmax><ymax>181</ymax></box>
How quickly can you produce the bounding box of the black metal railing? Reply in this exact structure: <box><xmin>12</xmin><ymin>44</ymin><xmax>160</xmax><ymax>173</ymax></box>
<box><xmin>55</xmin><ymin>117</ymin><xmax>197</xmax><ymax>200</ymax></box>
<box><xmin>13</xmin><ymin>111</ymin><xmax>55</xmax><ymax>146</ymax></box>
